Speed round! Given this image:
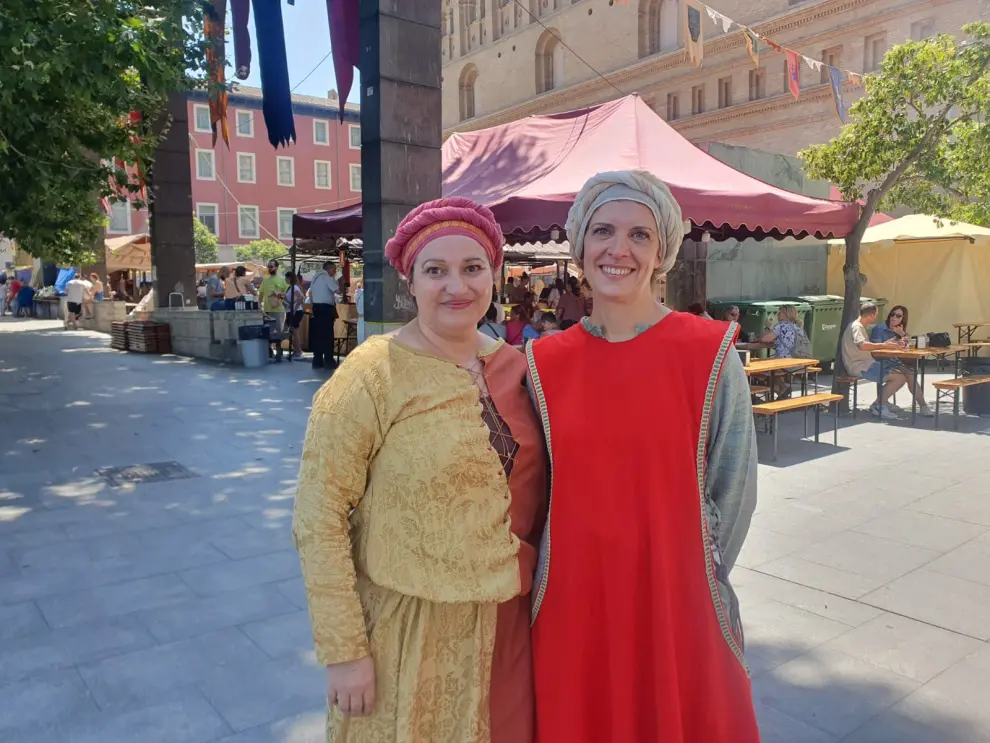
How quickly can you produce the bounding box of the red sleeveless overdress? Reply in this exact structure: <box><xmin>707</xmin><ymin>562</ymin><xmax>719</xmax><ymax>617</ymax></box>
<box><xmin>526</xmin><ymin>312</ymin><xmax>760</xmax><ymax>743</ymax></box>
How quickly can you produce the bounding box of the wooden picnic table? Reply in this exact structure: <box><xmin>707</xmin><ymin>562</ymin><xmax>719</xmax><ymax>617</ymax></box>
<box><xmin>871</xmin><ymin>345</ymin><xmax>969</xmax><ymax>424</ymax></box>
<box><xmin>953</xmin><ymin>322</ymin><xmax>990</xmax><ymax>344</ymax></box>
<box><xmin>962</xmin><ymin>341</ymin><xmax>990</xmax><ymax>357</ymax></box>
<box><xmin>736</xmin><ymin>341</ymin><xmax>772</xmax><ymax>352</ymax></box>
<box><xmin>743</xmin><ymin>357</ymin><xmax>819</xmax><ymax>376</ymax></box>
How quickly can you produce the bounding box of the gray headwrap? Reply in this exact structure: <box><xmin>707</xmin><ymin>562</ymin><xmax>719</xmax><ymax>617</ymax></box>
<box><xmin>565</xmin><ymin>170</ymin><xmax>686</xmax><ymax>276</ymax></box>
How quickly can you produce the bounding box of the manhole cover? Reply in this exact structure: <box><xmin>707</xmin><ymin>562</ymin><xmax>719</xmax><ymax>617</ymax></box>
<box><xmin>96</xmin><ymin>462</ymin><xmax>198</xmax><ymax>487</ymax></box>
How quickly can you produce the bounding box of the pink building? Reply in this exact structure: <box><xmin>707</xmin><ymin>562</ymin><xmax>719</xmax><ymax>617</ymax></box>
<box><xmin>106</xmin><ymin>87</ymin><xmax>362</xmax><ymax>262</ymax></box>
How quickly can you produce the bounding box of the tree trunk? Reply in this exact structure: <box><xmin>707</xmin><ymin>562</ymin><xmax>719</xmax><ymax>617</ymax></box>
<box><xmin>830</xmin><ymin>210</ymin><xmax>873</xmax><ymax>408</ymax></box>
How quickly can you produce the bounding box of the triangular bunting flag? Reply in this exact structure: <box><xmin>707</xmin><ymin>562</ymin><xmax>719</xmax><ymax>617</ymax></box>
<box><xmin>828</xmin><ymin>66</ymin><xmax>847</xmax><ymax>123</ymax></box>
<box><xmin>762</xmin><ymin>35</ymin><xmax>783</xmax><ymax>54</ymax></box>
<box><xmin>786</xmin><ymin>49</ymin><xmax>801</xmax><ymax>100</ymax></box>
<box><xmin>847</xmin><ymin>71</ymin><xmax>863</xmax><ymax>86</ymax></box>
<box><xmin>706</xmin><ymin>5</ymin><xmax>719</xmax><ymax>25</ymax></box>
<box><xmin>720</xmin><ymin>13</ymin><xmax>732</xmax><ymax>33</ymax></box>
<box><xmin>743</xmin><ymin>27</ymin><xmax>759</xmax><ymax>67</ymax></box>
<box><xmin>685</xmin><ymin>1</ymin><xmax>705</xmax><ymax>68</ymax></box>
<box><xmin>805</xmin><ymin>56</ymin><xmax>823</xmax><ymax>72</ymax></box>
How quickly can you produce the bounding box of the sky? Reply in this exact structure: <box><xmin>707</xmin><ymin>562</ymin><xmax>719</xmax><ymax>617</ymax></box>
<box><xmin>237</xmin><ymin>3</ymin><xmax>361</xmax><ymax>102</ymax></box>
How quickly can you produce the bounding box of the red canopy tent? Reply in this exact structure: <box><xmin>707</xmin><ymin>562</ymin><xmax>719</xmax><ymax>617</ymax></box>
<box><xmin>293</xmin><ymin>95</ymin><xmax>859</xmax><ymax>243</ymax></box>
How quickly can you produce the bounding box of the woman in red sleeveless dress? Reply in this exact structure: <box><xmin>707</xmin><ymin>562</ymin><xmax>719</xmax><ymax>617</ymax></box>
<box><xmin>526</xmin><ymin>170</ymin><xmax>761</xmax><ymax>743</ymax></box>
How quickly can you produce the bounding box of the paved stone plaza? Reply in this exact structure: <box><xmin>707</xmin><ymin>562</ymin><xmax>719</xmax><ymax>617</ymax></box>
<box><xmin>1</xmin><ymin>317</ymin><xmax>989</xmax><ymax>743</ymax></box>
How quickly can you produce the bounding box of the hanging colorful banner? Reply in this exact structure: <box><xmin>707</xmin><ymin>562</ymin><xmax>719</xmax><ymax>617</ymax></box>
<box><xmin>828</xmin><ymin>66</ymin><xmax>847</xmax><ymax>122</ymax></box>
<box><xmin>848</xmin><ymin>71</ymin><xmax>863</xmax><ymax>86</ymax></box>
<box><xmin>685</xmin><ymin>0</ymin><xmax>705</xmax><ymax>69</ymax></box>
<box><xmin>786</xmin><ymin>49</ymin><xmax>801</xmax><ymax>100</ymax></box>
<box><xmin>762</xmin><ymin>35</ymin><xmax>783</xmax><ymax>54</ymax></box>
<box><xmin>743</xmin><ymin>26</ymin><xmax>760</xmax><ymax>68</ymax></box>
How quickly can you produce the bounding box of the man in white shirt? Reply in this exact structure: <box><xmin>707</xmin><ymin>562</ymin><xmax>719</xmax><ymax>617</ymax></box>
<box><xmin>64</xmin><ymin>275</ymin><xmax>92</xmax><ymax>329</ymax></box>
<box><xmin>307</xmin><ymin>261</ymin><xmax>339</xmax><ymax>370</ymax></box>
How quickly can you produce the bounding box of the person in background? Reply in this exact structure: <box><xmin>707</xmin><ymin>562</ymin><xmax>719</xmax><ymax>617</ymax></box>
<box><xmin>353</xmin><ymin>279</ymin><xmax>365</xmax><ymax>344</ymax></box>
<box><xmin>721</xmin><ymin>305</ymin><xmax>753</xmax><ymax>342</ymax></box>
<box><xmin>260</xmin><ymin>260</ymin><xmax>288</xmax><ymax>331</ymax></box>
<box><xmin>510</xmin><ymin>273</ymin><xmax>530</xmax><ymax>304</ymax></box>
<box><xmin>206</xmin><ymin>267</ymin><xmax>229</xmax><ymax>311</ymax></box>
<box><xmin>503</xmin><ymin>276</ymin><xmax>516</xmax><ymax>303</ymax></box>
<box><xmin>546</xmin><ymin>278</ymin><xmax>564</xmax><ymax>310</ymax></box>
<box><xmin>505</xmin><ymin>305</ymin><xmax>529</xmax><ymax>346</ymax></box>
<box><xmin>0</xmin><ymin>273</ymin><xmax>7</xmax><ymax>315</ymax></box>
<box><xmin>196</xmin><ymin>279</ymin><xmax>208</xmax><ymax>310</ymax></box>
<box><xmin>556</xmin><ymin>279</ymin><xmax>586</xmax><ymax>328</ymax></box>
<box><xmin>687</xmin><ymin>302</ymin><xmax>714</xmax><ymax>319</ymax></box>
<box><xmin>16</xmin><ymin>282</ymin><xmax>35</xmax><ymax>318</ymax></box>
<box><xmin>868</xmin><ymin>304</ymin><xmax>928</xmax><ymax>415</ymax></box>
<box><xmin>64</xmin><ymin>273</ymin><xmax>92</xmax><ymax>329</ymax></box>
<box><xmin>841</xmin><ymin>302</ymin><xmax>932</xmax><ymax>419</ymax></box>
<box><xmin>308</xmin><ymin>260</ymin><xmax>339</xmax><ymax>370</ymax></box>
<box><xmin>224</xmin><ymin>265</ymin><xmax>256</xmax><ymax>310</ymax></box>
<box><xmin>284</xmin><ymin>271</ymin><xmax>305</xmax><ymax>360</ymax></box>
<box><xmin>540</xmin><ymin>313</ymin><xmax>561</xmax><ymax>337</ymax></box>
<box><xmin>82</xmin><ymin>273</ymin><xmax>104</xmax><ymax>320</ymax></box>
<box><xmin>293</xmin><ymin>196</ymin><xmax>547</xmax><ymax>742</ymax></box>
<box><xmin>479</xmin><ymin>302</ymin><xmax>507</xmax><ymax>340</ymax></box>
<box><xmin>526</xmin><ymin>170</ymin><xmax>759</xmax><ymax>743</ymax></box>
<box><xmin>491</xmin><ymin>286</ymin><xmax>506</xmax><ymax>323</ymax></box>
<box><xmin>8</xmin><ymin>275</ymin><xmax>22</xmax><ymax>316</ymax></box>
<box><xmin>759</xmin><ymin>304</ymin><xmax>810</xmax><ymax>398</ymax></box>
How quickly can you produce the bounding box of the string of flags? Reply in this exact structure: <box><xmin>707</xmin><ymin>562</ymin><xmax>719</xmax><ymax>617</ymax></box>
<box><xmin>682</xmin><ymin>0</ymin><xmax>865</xmax><ymax>123</ymax></box>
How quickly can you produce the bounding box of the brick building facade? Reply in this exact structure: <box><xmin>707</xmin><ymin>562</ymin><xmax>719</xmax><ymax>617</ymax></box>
<box><xmin>441</xmin><ymin>0</ymin><xmax>982</xmax><ymax>155</ymax></box>
<box><xmin>106</xmin><ymin>87</ymin><xmax>362</xmax><ymax>263</ymax></box>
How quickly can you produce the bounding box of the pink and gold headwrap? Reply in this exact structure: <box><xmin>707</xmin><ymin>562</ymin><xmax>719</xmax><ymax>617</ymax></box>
<box><xmin>384</xmin><ymin>197</ymin><xmax>504</xmax><ymax>278</ymax></box>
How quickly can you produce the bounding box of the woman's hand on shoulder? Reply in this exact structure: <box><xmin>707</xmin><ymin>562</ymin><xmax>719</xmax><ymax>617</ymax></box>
<box><xmin>327</xmin><ymin>655</ymin><xmax>375</xmax><ymax>716</ymax></box>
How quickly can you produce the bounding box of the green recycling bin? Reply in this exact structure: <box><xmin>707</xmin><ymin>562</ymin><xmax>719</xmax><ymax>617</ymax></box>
<box><xmin>778</xmin><ymin>295</ymin><xmax>844</xmax><ymax>364</ymax></box>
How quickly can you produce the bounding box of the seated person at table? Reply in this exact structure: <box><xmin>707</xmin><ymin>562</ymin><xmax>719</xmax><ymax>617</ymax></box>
<box><xmin>722</xmin><ymin>305</ymin><xmax>752</xmax><ymax>342</ymax></box>
<box><xmin>759</xmin><ymin>305</ymin><xmax>811</xmax><ymax>398</ymax></box>
<box><xmin>760</xmin><ymin>305</ymin><xmax>810</xmax><ymax>359</ymax></box>
<box><xmin>841</xmin><ymin>302</ymin><xmax>932</xmax><ymax>419</ymax></box>
<box><xmin>541</xmin><ymin>313</ymin><xmax>561</xmax><ymax>337</ymax></box>
<box><xmin>869</xmin><ymin>304</ymin><xmax>930</xmax><ymax>414</ymax></box>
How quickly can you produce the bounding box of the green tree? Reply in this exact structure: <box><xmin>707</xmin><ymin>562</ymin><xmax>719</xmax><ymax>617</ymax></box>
<box><xmin>0</xmin><ymin>0</ymin><xmax>208</xmax><ymax>265</ymax></box>
<box><xmin>193</xmin><ymin>218</ymin><xmax>219</xmax><ymax>263</ymax></box>
<box><xmin>801</xmin><ymin>23</ymin><xmax>990</xmax><ymax>379</ymax></box>
<box><xmin>235</xmin><ymin>239</ymin><xmax>288</xmax><ymax>264</ymax></box>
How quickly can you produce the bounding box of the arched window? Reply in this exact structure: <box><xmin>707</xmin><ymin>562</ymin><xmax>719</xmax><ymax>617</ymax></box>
<box><xmin>638</xmin><ymin>0</ymin><xmax>678</xmax><ymax>58</ymax></box>
<box><xmin>535</xmin><ymin>29</ymin><xmax>562</xmax><ymax>94</ymax></box>
<box><xmin>459</xmin><ymin>63</ymin><xmax>479</xmax><ymax>120</ymax></box>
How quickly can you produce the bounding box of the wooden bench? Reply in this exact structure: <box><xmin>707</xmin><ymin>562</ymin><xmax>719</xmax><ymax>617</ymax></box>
<box><xmin>753</xmin><ymin>393</ymin><xmax>844</xmax><ymax>461</ymax></box>
<box><xmin>835</xmin><ymin>375</ymin><xmax>868</xmax><ymax>417</ymax></box>
<box><xmin>932</xmin><ymin>375</ymin><xmax>990</xmax><ymax>430</ymax></box>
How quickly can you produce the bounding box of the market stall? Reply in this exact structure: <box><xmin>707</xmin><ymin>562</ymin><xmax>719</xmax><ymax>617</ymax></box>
<box><xmin>293</xmin><ymin>94</ymin><xmax>858</xmax><ymax>245</ymax></box>
<box><xmin>828</xmin><ymin>215</ymin><xmax>990</xmax><ymax>335</ymax></box>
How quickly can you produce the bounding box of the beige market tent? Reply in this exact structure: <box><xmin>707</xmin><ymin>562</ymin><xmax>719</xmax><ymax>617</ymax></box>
<box><xmin>105</xmin><ymin>233</ymin><xmax>151</xmax><ymax>272</ymax></box>
<box><xmin>828</xmin><ymin>214</ymin><xmax>990</xmax><ymax>334</ymax></box>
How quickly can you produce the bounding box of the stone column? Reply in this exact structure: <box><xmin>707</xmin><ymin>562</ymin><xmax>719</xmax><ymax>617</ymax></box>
<box><xmin>359</xmin><ymin>0</ymin><xmax>443</xmax><ymax>336</ymax></box>
<box><xmin>149</xmin><ymin>92</ymin><xmax>196</xmax><ymax>309</ymax></box>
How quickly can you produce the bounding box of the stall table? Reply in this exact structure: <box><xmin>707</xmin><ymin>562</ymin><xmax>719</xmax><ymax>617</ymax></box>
<box><xmin>953</xmin><ymin>323</ymin><xmax>990</xmax><ymax>345</ymax></box>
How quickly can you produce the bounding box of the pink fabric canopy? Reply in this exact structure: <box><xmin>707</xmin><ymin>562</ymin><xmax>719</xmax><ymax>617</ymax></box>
<box><xmin>294</xmin><ymin>95</ymin><xmax>859</xmax><ymax>242</ymax></box>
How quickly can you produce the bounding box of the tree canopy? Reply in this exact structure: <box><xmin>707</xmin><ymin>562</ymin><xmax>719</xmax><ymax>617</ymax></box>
<box><xmin>193</xmin><ymin>219</ymin><xmax>219</xmax><ymax>264</ymax></box>
<box><xmin>0</xmin><ymin>0</ymin><xmax>208</xmax><ymax>265</ymax></box>
<box><xmin>235</xmin><ymin>239</ymin><xmax>289</xmax><ymax>264</ymax></box>
<box><xmin>800</xmin><ymin>22</ymin><xmax>990</xmax><ymax>373</ymax></box>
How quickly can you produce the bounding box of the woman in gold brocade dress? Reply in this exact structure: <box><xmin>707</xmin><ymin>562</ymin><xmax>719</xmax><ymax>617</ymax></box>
<box><xmin>292</xmin><ymin>197</ymin><xmax>548</xmax><ymax>743</ymax></box>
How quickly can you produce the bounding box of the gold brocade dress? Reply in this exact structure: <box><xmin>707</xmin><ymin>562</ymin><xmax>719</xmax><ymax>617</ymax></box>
<box><xmin>292</xmin><ymin>336</ymin><xmax>547</xmax><ymax>743</ymax></box>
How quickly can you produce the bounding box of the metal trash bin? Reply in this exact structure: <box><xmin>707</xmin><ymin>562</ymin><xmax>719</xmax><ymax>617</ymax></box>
<box><xmin>778</xmin><ymin>295</ymin><xmax>844</xmax><ymax>365</ymax></box>
<box><xmin>963</xmin><ymin>358</ymin><xmax>990</xmax><ymax>415</ymax></box>
<box><xmin>238</xmin><ymin>325</ymin><xmax>269</xmax><ymax>368</ymax></box>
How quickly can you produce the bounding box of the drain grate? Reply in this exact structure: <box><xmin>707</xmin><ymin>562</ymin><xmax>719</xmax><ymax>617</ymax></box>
<box><xmin>96</xmin><ymin>461</ymin><xmax>198</xmax><ymax>487</ymax></box>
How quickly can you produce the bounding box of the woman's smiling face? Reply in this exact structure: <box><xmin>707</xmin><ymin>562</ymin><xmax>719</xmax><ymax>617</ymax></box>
<box><xmin>581</xmin><ymin>200</ymin><xmax>660</xmax><ymax>303</ymax></box>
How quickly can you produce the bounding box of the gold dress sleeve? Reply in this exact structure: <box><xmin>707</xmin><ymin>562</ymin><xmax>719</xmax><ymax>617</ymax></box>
<box><xmin>292</xmin><ymin>361</ymin><xmax>383</xmax><ymax>666</ymax></box>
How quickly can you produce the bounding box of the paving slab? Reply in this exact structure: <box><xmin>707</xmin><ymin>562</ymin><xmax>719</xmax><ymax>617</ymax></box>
<box><xmin>5</xmin><ymin>319</ymin><xmax>990</xmax><ymax>743</ymax></box>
